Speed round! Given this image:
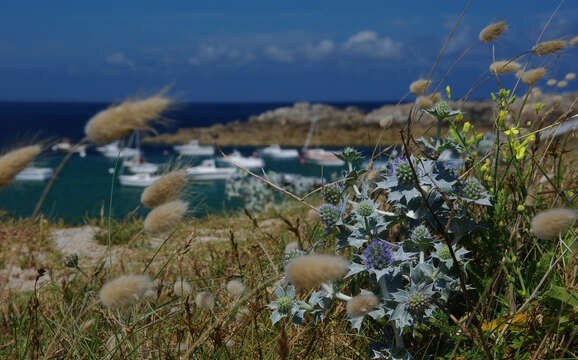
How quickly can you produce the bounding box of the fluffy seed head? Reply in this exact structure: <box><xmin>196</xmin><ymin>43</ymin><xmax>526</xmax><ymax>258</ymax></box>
<box><xmin>522</xmin><ymin>68</ymin><xmax>546</xmax><ymax>86</ymax></box>
<box><xmin>226</xmin><ymin>280</ymin><xmax>245</xmax><ymax>298</ymax></box>
<box><xmin>557</xmin><ymin>80</ymin><xmax>567</xmax><ymax>88</ymax></box>
<box><xmin>195</xmin><ymin>291</ymin><xmax>215</xmax><ymax>310</ymax></box>
<box><xmin>141</xmin><ymin>170</ymin><xmax>187</xmax><ymax>208</ymax></box>
<box><xmin>429</xmin><ymin>92</ymin><xmax>442</xmax><ymax>103</ymax></box>
<box><xmin>531</xmin><ymin>208</ymin><xmax>576</xmax><ymax>240</ymax></box>
<box><xmin>490</xmin><ymin>60</ymin><xmax>521</xmax><ymax>75</ymax></box>
<box><xmin>99</xmin><ymin>274</ymin><xmax>153</xmax><ymax>308</ymax></box>
<box><xmin>570</xmin><ymin>36</ymin><xmax>578</xmax><ymax>47</ymax></box>
<box><xmin>479</xmin><ymin>21</ymin><xmax>507</xmax><ymax>43</ymax></box>
<box><xmin>347</xmin><ymin>294</ymin><xmax>379</xmax><ymax>318</ymax></box>
<box><xmin>565</xmin><ymin>72</ymin><xmax>576</xmax><ymax>81</ymax></box>
<box><xmin>0</xmin><ymin>145</ymin><xmax>42</xmax><ymax>189</ymax></box>
<box><xmin>84</xmin><ymin>94</ymin><xmax>172</xmax><ymax>145</ymax></box>
<box><xmin>409</xmin><ymin>79</ymin><xmax>431</xmax><ymax>95</ymax></box>
<box><xmin>532</xmin><ymin>40</ymin><xmax>566</xmax><ymax>56</ymax></box>
<box><xmin>173</xmin><ymin>279</ymin><xmax>192</xmax><ymax>297</ymax></box>
<box><xmin>415</xmin><ymin>96</ymin><xmax>434</xmax><ymax>110</ymax></box>
<box><xmin>143</xmin><ymin>200</ymin><xmax>188</xmax><ymax>234</ymax></box>
<box><xmin>547</xmin><ymin>79</ymin><xmax>557</xmax><ymax>86</ymax></box>
<box><xmin>285</xmin><ymin>254</ymin><xmax>349</xmax><ymax>290</ymax></box>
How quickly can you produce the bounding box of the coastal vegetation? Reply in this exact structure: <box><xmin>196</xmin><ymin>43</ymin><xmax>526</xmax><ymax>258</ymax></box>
<box><xmin>0</xmin><ymin>3</ymin><xmax>577</xmax><ymax>360</ymax></box>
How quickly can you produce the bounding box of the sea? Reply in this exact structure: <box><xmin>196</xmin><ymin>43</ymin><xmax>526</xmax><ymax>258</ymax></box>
<box><xmin>0</xmin><ymin>101</ymin><xmax>388</xmax><ymax>223</ymax></box>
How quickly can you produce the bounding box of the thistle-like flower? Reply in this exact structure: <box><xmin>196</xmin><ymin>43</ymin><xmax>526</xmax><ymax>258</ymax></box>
<box><xmin>0</xmin><ymin>145</ymin><xmax>42</xmax><ymax>189</ymax></box>
<box><xmin>395</xmin><ymin>162</ymin><xmax>413</xmax><ymax>184</ymax></box>
<box><xmin>319</xmin><ymin>203</ymin><xmax>340</xmax><ymax>227</ymax></box>
<box><xmin>462</xmin><ymin>178</ymin><xmax>484</xmax><ymax>200</ymax></box>
<box><xmin>285</xmin><ymin>254</ymin><xmax>349</xmax><ymax>290</ymax></box>
<box><xmin>143</xmin><ymin>199</ymin><xmax>188</xmax><ymax>234</ymax></box>
<box><xmin>195</xmin><ymin>291</ymin><xmax>215</xmax><ymax>310</ymax></box>
<box><xmin>479</xmin><ymin>21</ymin><xmax>507</xmax><ymax>43</ymax></box>
<box><xmin>362</xmin><ymin>239</ymin><xmax>393</xmax><ymax>270</ymax></box>
<box><xmin>409</xmin><ymin>79</ymin><xmax>431</xmax><ymax>95</ymax></box>
<box><xmin>391</xmin><ymin>283</ymin><xmax>436</xmax><ymax>327</ymax></box>
<box><xmin>322</xmin><ymin>185</ymin><xmax>341</xmax><ymax>205</ymax></box>
<box><xmin>226</xmin><ymin>280</ymin><xmax>246</xmax><ymax>298</ymax></box>
<box><xmin>407</xmin><ymin>292</ymin><xmax>429</xmax><ymax>315</ymax></box>
<box><xmin>141</xmin><ymin>170</ymin><xmax>188</xmax><ymax>208</ymax></box>
<box><xmin>99</xmin><ymin>274</ymin><xmax>154</xmax><ymax>308</ymax></box>
<box><xmin>531</xmin><ymin>208</ymin><xmax>576</xmax><ymax>240</ymax></box>
<box><xmin>357</xmin><ymin>200</ymin><xmax>374</xmax><ymax>217</ymax></box>
<box><xmin>408</xmin><ymin>225</ymin><xmax>433</xmax><ymax>250</ymax></box>
<box><xmin>489</xmin><ymin>60</ymin><xmax>521</xmax><ymax>75</ymax></box>
<box><xmin>532</xmin><ymin>40</ymin><xmax>566</xmax><ymax>56</ymax></box>
<box><xmin>346</xmin><ymin>294</ymin><xmax>379</xmax><ymax>318</ymax></box>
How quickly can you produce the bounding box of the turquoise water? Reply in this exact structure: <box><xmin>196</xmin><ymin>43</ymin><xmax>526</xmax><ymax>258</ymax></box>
<box><xmin>0</xmin><ymin>147</ymin><xmax>356</xmax><ymax>223</ymax></box>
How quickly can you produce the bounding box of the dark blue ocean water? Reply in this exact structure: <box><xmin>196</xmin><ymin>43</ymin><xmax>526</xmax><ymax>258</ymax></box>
<box><xmin>0</xmin><ymin>102</ymin><xmax>387</xmax><ymax>223</ymax></box>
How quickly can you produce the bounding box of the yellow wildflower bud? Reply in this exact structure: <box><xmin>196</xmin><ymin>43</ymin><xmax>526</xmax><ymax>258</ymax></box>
<box><xmin>463</xmin><ymin>122</ymin><xmax>471</xmax><ymax>133</ymax></box>
<box><xmin>517</xmin><ymin>205</ymin><xmax>525</xmax><ymax>212</ymax></box>
<box><xmin>528</xmin><ymin>134</ymin><xmax>535</xmax><ymax>142</ymax></box>
<box><xmin>456</xmin><ymin>112</ymin><xmax>463</xmax><ymax>122</ymax></box>
<box><xmin>446</xmin><ymin>85</ymin><xmax>451</xmax><ymax>101</ymax></box>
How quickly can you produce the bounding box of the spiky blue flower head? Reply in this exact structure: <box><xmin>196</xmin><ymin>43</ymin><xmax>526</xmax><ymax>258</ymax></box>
<box><xmin>437</xmin><ymin>245</ymin><xmax>452</xmax><ymax>260</ymax></box>
<box><xmin>319</xmin><ymin>203</ymin><xmax>340</xmax><ymax>227</ymax></box>
<box><xmin>462</xmin><ymin>178</ymin><xmax>484</xmax><ymax>200</ymax></box>
<box><xmin>357</xmin><ymin>200</ymin><xmax>374</xmax><ymax>217</ymax></box>
<box><xmin>322</xmin><ymin>185</ymin><xmax>341</xmax><ymax>205</ymax></box>
<box><xmin>363</xmin><ymin>239</ymin><xmax>393</xmax><ymax>270</ymax></box>
<box><xmin>395</xmin><ymin>161</ymin><xmax>413</xmax><ymax>183</ymax></box>
<box><xmin>435</xmin><ymin>101</ymin><xmax>450</xmax><ymax>118</ymax></box>
<box><xmin>339</xmin><ymin>147</ymin><xmax>363</xmax><ymax>163</ymax></box>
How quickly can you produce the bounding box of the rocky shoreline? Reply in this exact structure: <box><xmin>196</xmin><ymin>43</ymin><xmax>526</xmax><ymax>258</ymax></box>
<box><xmin>144</xmin><ymin>92</ymin><xmax>576</xmax><ymax>146</ymax></box>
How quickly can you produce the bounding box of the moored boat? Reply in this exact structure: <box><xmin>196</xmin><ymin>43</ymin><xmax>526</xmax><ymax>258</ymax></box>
<box><xmin>173</xmin><ymin>140</ymin><xmax>215</xmax><ymax>156</ymax></box>
<box><xmin>14</xmin><ymin>167</ymin><xmax>54</xmax><ymax>181</ymax></box>
<box><xmin>258</xmin><ymin>144</ymin><xmax>299</xmax><ymax>159</ymax></box>
<box><xmin>186</xmin><ymin>159</ymin><xmax>237</xmax><ymax>180</ymax></box>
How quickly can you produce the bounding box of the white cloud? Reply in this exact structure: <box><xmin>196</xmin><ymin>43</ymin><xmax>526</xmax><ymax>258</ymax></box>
<box><xmin>264</xmin><ymin>46</ymin><xmax>294</xmax><ymax>63</ymax></box>
<box><xmin>189</xmin><ymin>45</ymin><xmax>255</xmax><ymax>66</ymax></box>
<box><xmin>303</xmin><ymin>40</ymin><xmax>334</xmax><ymax>60</ymax></box>
<box><xmin>342</xmin><ymin>31</ymin><xmax>402</xmax><ymax>59</ymax></box>
<box><xmin>105</xmin><ymin>52</ymin><xmax>135</xmax><ymax>69</ymax></box>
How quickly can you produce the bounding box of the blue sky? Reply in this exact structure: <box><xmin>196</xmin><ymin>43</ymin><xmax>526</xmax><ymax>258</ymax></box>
<box><xmin>0</xmin><ymin>0</ymin><xmax>576</xmax><ymax>102</ymax></box>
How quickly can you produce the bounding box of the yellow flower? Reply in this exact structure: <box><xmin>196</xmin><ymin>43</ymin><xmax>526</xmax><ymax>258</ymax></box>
<box><xmin>514</xmin><ymin>142</ymin><xmax>526</xmax><ymax>160</ymax></box>
<box><xmin>504</xmin><ymin>127</ymin><xmax>519</xmax><ymax>136</ymax></box>
<box><xmin>517</xmin><ymin>205</ymin><xmax>525</xmax><ymax>212</ymax></box>
<box><xmin>498</xmin><ymin>110</ymin><xmax>507</xmax><ymax>126</ymax></box>
<box><xmin>462</xmin><ymin>122</ymin><xmax>471</xmax><ymax>133</ymax></box>
<box><xmin>446</xmin><ymin>85</ymin><xmax>451</xmax><ymax>101</ymax></box>
<box><xmin>455</xmin><ymin>112</ymin><xmax>463</xmax><ymax>122</ymax></box>
<box><xmin>528</xmin><ymin>134</ymin><xmax>535</xmax><ymax>142</ymax></box>
<box><xmin>481</xmin><ymin>159</ymin><xmax>490</xmax><ymax>172</ymax></box>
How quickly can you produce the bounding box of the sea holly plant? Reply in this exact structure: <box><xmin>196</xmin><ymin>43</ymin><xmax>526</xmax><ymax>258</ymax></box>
<box><xmin>266</xmin><ymin>143</ymin><xmax>493</xmax><ymax>359</ymax></box>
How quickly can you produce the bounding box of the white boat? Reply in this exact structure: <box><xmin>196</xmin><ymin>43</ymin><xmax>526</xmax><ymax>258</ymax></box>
<box><xmin>51</xmin><ymin>138</ymin><xmax>87</xmax><ymax>157</ymax></box>
<box><xmin>119</xmin><ymin>173</ymin><xmax>160</xmax><ymax>187</ymax></box>
<box><xmin>123</xmin><ymin>156</ymin><xmax>159</xmax><ymax>174</ymax></box>
<box><xmin>14</xmin><ymin>167</ymin><xmax>54</xmax><ymax>181</ymax></box>
<box><xmin>218</xmin><ymin>150</ymin><xmax>265</xmax><ymax>169</ymax></box>
<box><xmin>173</xmin><ymin>140</ymin><xmax>215</xmax><ymax>156</ymax></box>
<box><xmin>302</xmin><ymin>149</ymin><xmax>345</xmax><ymax>166</ymax></box>
<box><xmin>186</xmin><ymin>159</ymin><xmax>237</xmax><ymax>180</ymax></box>
<box><xmin>96</xmin><ymin>141</ymin><xmax>140</xmax><ymax>159</ymax></box>
<box><xmin>258</xmin><ymin>144</ymin><xmax>299</xmax><ymax>159</ymax></box>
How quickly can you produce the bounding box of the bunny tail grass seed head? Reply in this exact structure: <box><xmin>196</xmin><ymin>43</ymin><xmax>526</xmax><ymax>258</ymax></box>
<box><xmin>547</xmin><ymin>79</ymin><xmax>557</xmax><ymax>86</ymax></box>
<box><xmin>143</xmin><ymin>199</ymin><xmax>188</xmax><ymax>234</ymax></box>
<box><xmin>346</xmin><ymin>294</ymin><xmax>379</xmax><ymax>318</ymax></box>
<box><xmin>532</xmin><ymin>40</ymin><xmax>566</xmax><ymax>56</ymax></box>
<box><xmin>141</xmin><ymin>170</ymin><xmax>188</xmax><ymax>208</ymax></box>
<box><xmin>285</xmin><ymin>254</ymin><xmax>349</xmax><ymax>290</ymax></box>
<box><xmin>557</xmin><ymin>80</ymin><xmax>567</xmax><ymax>88</ymax></box>
<box><xmin>570</xmin><ymin>36</ymin><xmax>578</xmax><ymax>46</ymax></box>
<box><xmin>409</xmin><ymin>79</ymin><xmax>431</xmax><ymax>95</ymax></box>
<box><xmin>489</xmin><ymin>60</ymin><xmax>521</xmax><ymax>75</ymax></box>
<box><xmin>415</xmin><ymin>96</ymin><xmax>434</xmax><ymax>110</ymax></box>
<box><xmin>226</xmin><ymin>280</ymin><xmax>246</xmax><ymax>298</ymax></box>
<box><xmin>0</xmin><ymin>145</ymin><xmax>42</xmax><ymax>189</ymax></box>
<box><xmin>522</xmin><ymin>68</ymin><xmax>546</xmax><ymax>86</ymax></box>
<box><xmin>173</xmin><ymin>279</ymin><xmax>192</xmax><ymax>297</ymax></box>
<box><xmin>99</xmin><ymin>274</ymin><xmax>153</xmax><ymax>308</ymax></box>
<box><xmin>566</xmin><ymin>72</ymin><xmax>576</xmax><ymax>81</ymax></box>
<box><xmin>479</xmin><ymin>21</ymin><xmax>507</xmax><ymax>43</ymax></box>
<box><xmin>84</xmin><ymin>93</ymin><xmax>172</xmax><ymax>145</ymax></box>
<box><xmin>531</xmin><ymin>208</ymin><xmax>576</xmax><ymax>240</ymax></box>
<box><xmin>195</xmin><ymin>291</ymin><xmax>215</xmax><ymax>310</ymax></box>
